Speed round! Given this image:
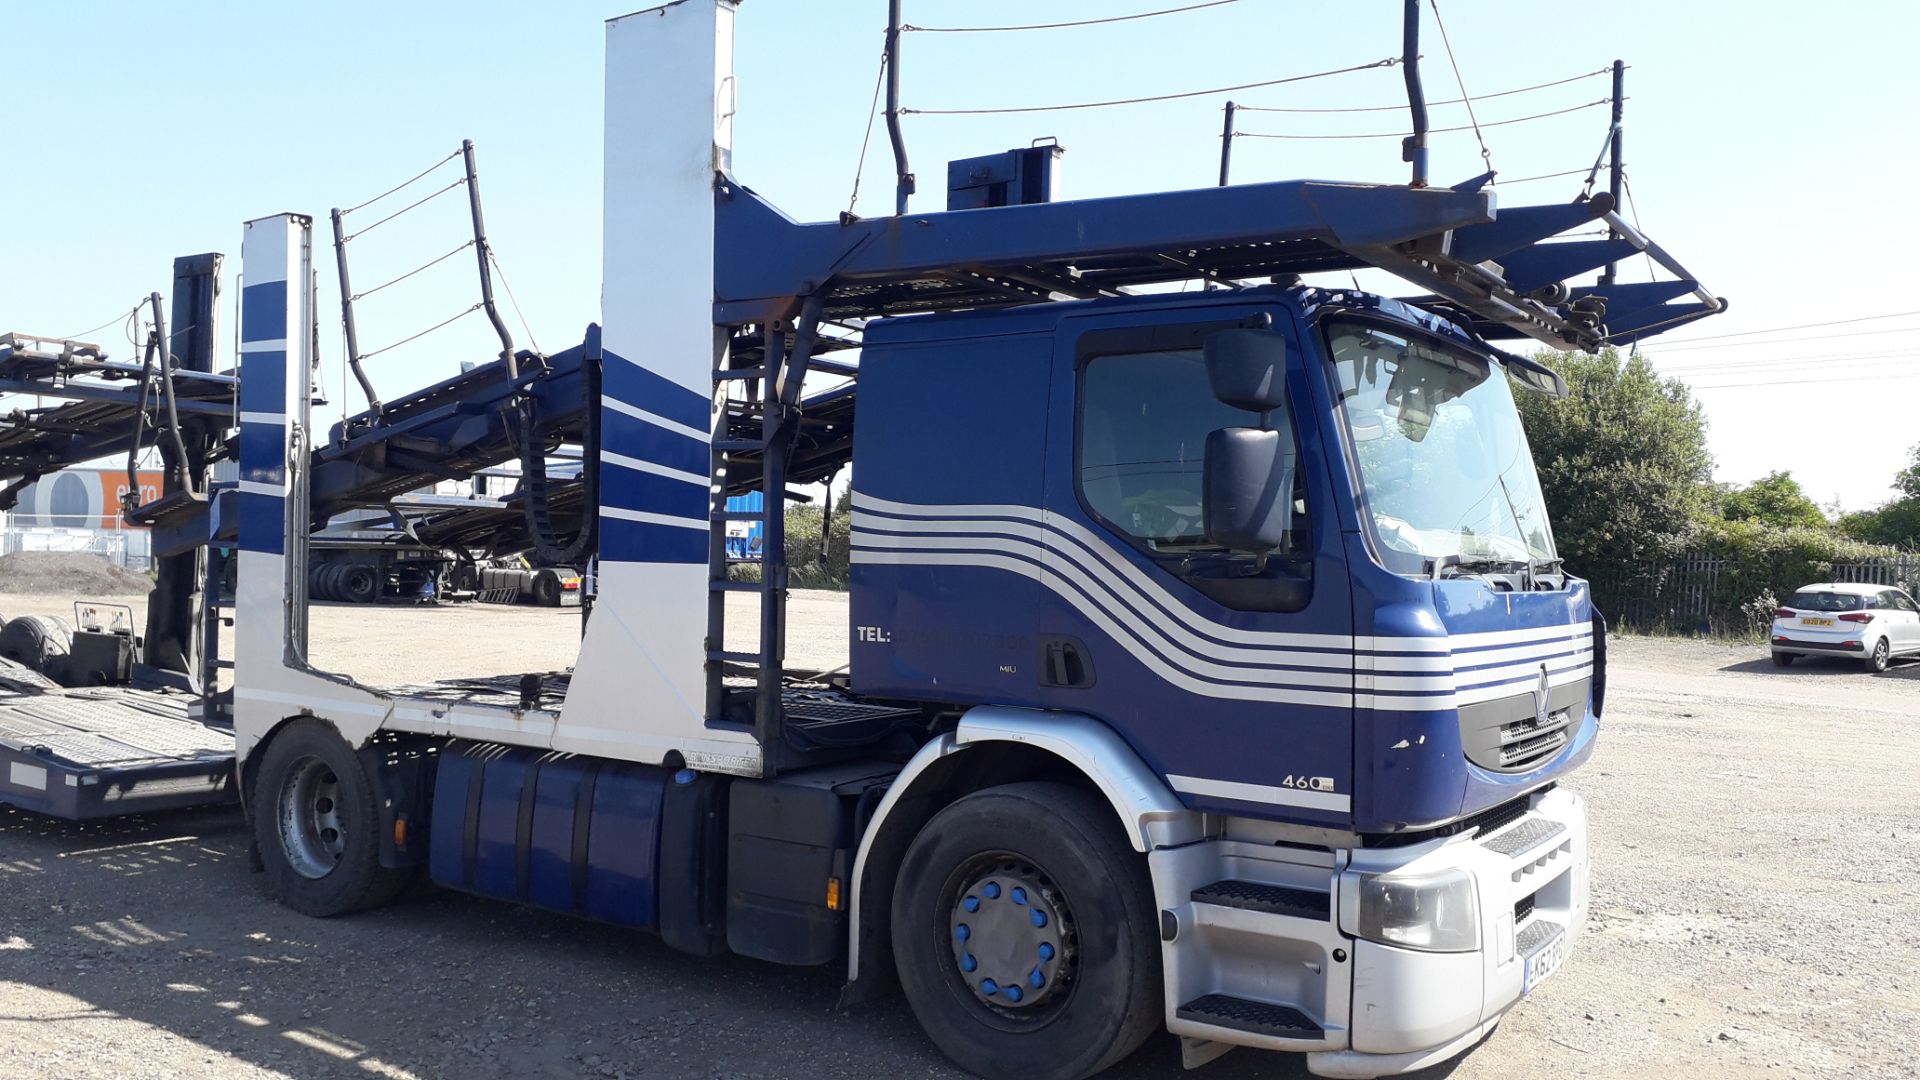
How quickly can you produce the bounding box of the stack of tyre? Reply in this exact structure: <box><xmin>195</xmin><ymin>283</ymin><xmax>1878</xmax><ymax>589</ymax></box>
<box><xmin>308</xmin><ymin>562</ymin><xmax>381</xmax><ymax>604</ymax></box>
<box><xmin>0</xmin><ymin>613</ymin><xmax>73</xmax><ymax>684</ymax></box>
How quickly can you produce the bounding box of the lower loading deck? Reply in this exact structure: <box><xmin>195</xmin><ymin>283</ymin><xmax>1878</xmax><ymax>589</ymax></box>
<box><xmin>3</xmin><ymin>657</ymin><xmax>914</xmax><ymax>821</ymax></box>
<box><xmin>0</xmin><ymin>663</ymin><xmax>236</xmax><ymax>819</ymax></box>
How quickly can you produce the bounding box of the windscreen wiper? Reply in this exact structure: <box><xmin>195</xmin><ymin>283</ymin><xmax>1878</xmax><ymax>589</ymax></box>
<box><xmin>1428</xmin><ymin>554</ymin><xmax>1528</xmax><ymax>581</ymax></box>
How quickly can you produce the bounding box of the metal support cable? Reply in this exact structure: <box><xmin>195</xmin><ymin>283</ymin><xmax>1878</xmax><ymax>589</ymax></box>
<box><xmin>847</xmin><ymin>51</ymin><xmax>888</xmax><ymax>216</ymax></box>
<box><xmin>62</xmin><ymin>302</ymin><xmax>143</xmax><ymax>344</ymax></box>
<box><xmin>358</xmin><ymin>303</ymin><xmax>482</xmax><ymax>360</ymax></box>
<box><xmin>903</xmin><ymin>0</ymin><xmax>1240</xmax><ymax>32</ymax></box>
<box><xmin>1499</xmin><ymin>166</ymin><xmax>1591</xmax><ymax>185</ymax></box>
<box><xmin>1234</xmin><ymin>66</ymin><xmax>1610</xmax><ymax>113</ymax></box>
<box><xmin>349</xmin><ymin>240</ymin><xmax>475</xmax><ymax>302</ymax></box>
<box><xmin>1427</xmin><ymin>0</ymin><xmax>1492</xmax><ymax>175</ymax></box>
<box><xmin>902</xmin><ymin>57</ymin><xmax>1399</xmax><ymax>116</ymax></box>
<box><xmin>341</xmin><ymin>177</ymin><xmax>467</xmax><ymax>242</ymax></box>
<box><xmin>338</xmin><ymin>149</ymin><xmax>462</xmax><ymax>216</ymax></box>
<box><xmin>1232</xmin><ymin>97</ymin><xmax>1610</xmax><ymax>139</ymax></box>
<box><xmin>488</xmin><ymin>249</ymin><xmax>543</xmax><ymax>358</ymax></box>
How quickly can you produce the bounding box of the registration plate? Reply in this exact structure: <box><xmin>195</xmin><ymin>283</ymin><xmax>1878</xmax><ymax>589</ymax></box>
<box><xmin>1523</xmin><ymin>929</ymin><xmax>1567</xmax><ymax>992</ymax></box>
<box><xmin>1802</xmin><ymin>617</ymin><xmax>1834</xmax><ymax>627</ymax></box>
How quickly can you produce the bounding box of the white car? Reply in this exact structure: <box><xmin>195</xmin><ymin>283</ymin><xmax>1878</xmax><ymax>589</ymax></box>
<box><xmin>1771</xmin><ymin>582</ymin><xmax>1920</xmax><ymax>672</ymax></box>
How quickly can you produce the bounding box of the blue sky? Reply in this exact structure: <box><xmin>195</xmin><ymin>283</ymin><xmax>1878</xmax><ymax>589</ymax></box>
<box><xmin>6</xmin><ymin>1</ymin><xmax>1917</xmax><ymax>511</ymax></box>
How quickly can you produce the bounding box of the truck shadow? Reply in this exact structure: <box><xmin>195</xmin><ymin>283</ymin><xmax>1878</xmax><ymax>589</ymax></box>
<box><xmin>0</xmin><ymin>803</ymin><xmax>1464</xmax><ymax>1080</ymax></box>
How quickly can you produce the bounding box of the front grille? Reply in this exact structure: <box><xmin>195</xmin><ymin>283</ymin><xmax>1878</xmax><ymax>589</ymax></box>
<box><xmin>1459</xmin><ymin>677</ymin><xmax>1590</xmax><ymax>773</ymax></box>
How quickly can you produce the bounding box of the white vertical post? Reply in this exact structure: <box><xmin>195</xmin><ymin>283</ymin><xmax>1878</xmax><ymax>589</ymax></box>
<box><xmin>554</xmin><ymin>1</ymin><xmax>760</xmax><ymax>773</ymax></box>
<box><xmin>233</xmin><ymin>213</ymin><xmax>314</xmax><ymax>736</ymax></box>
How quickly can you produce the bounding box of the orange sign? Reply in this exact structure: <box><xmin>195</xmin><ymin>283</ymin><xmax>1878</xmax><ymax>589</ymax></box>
<box><xmin>108</xmin><ymin>471</ymin><xmax>167</xmax><ymax>529</ymax></box>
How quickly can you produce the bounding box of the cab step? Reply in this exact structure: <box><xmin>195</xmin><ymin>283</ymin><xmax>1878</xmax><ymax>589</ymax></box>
<box><xmin>1176</xmin><ymin>994</ymin><xmax>1324</xmax><ymax>1040</ymax></box>
<box><xmin>1191</xmin><ymin>879</ymin><xmax>1330</xmax><ymax>920</ymax></box>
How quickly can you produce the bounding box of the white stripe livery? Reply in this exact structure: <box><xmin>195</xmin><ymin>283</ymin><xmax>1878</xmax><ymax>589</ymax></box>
<box><xmin>849</xmin><ymin>493</ymin><xmax>1593</xmax><ymax>713</ymax></box>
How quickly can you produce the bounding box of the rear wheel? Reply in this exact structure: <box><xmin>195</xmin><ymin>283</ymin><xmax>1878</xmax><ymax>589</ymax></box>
<box><xmin>1770</xmin><ymin>651</ymin><xmax>1795</xmax><ymax>667</ymax></box>
<box><xmin>1865</xmin><ymin>638</ymin><xmax>1891</xmax><ymax>673</ymax></box>
<box><xmin>252</xmin><ymin>719</ymin><xmax>410</xmax><ymax>916</ymax></box>
<box><xmin>892</xmin><ymin>782</ymin><xmax>1161</xmax><ymax>1080</ymax></box>
<box><xmin>532</xmin><ymin>570</ymin><xmax>563</xmax><ymax>606</ymax></box>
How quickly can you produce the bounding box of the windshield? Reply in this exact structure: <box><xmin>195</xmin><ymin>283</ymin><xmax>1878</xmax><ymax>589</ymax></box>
<box><xmin>1326</xmin><ymin>320</ymin><xmax>1556</xmax><ymax>575</ymax></box>
<box><xmin>1785</xmin><ymin>590</ymin><xmax>1865</xmax><ymax>612</ymax></box>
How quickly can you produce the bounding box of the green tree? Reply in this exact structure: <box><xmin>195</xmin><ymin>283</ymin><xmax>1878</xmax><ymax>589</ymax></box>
<box><xmin>1896</xmin><ymin>442</ymin><xmax>1920</xmax><ymax>500</ymax></box>
<box><xmin>1834</xmin><ymin>442</ymin><xmax>1920</xmax><ymax>551</ymax></box>
<box><xmin>1515</xmin><ymin>347</ymin><xmax>1713</xmax><ymax>589</ymax></box>
<box><xmin>1721</xmin><ymin>470</ymin><xmax>1828</xmax><ymax>529</ymax></box>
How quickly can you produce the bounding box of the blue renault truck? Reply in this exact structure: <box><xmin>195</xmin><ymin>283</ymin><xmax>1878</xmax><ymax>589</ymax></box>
<box><xmin>0</xmin><ymin>2</ymin><xmax>1723</xmax><ymax>1076</ymax></box>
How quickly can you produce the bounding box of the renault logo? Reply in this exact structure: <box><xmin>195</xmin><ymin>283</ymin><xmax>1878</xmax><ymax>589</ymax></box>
<box><xmin>1533</xmin><ymin>664</ymin><xmax>1551</xmax><ymax>727</ymax></box>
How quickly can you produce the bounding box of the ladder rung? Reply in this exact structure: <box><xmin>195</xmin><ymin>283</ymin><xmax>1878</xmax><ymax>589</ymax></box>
<box><xmin>213</xmin><ymin>659</ymin><xmax>235</xmax><ymax>669</ymax></box>
<box><xmin>709</xmin><ymin>580</ymin><xmax>760</xmax><ymax>592</ymax></box>
<box><xmin>713</xmin><ymin>367</ymin><xmax>768</xmax><ymax>380</ymax></box>
<box><xmin>707</xmin><ymin>650</ymin><xmax>763</xmax><ymax>664</ymax></box>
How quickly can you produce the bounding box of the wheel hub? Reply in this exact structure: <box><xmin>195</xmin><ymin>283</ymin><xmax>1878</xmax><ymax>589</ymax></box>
<box><xmin>948</xmin><ymin>861</ymin><xmax>1073</xmax><ymax>1010</ymax></box>
<box><xmin>277</xmin><ymin>756</ymin><xmax>346</xmax><ymax>880</ymax></box>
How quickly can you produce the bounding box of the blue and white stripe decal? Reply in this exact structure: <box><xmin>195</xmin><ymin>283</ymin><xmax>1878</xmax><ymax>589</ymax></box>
<box><xmin>595</xmin><ymin>349</ymin><xmax>713</xmax><ymax>565</ymax></box>
<box><xmin>236</xmin><ymin>278</ymin><xmax>291</xmax><ymax>557</ymax></box>
<box><xmin>850</xmin><ymin>492</ymin><xmax>1593</xmax><ymax>712</ymax></box>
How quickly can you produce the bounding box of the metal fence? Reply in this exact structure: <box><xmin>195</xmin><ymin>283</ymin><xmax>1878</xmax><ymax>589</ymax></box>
<box><xmin>0</xmin><ymin>527</ymin><xmax>148</xmax><ymax>571</ymax></box>
<box><xmin>1593</xmin><ymin>555</ymin><xmax>1920</xmax><ymax>633</ymax></box>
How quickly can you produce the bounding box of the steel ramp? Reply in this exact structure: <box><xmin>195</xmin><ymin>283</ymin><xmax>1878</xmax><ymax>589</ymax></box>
<box><xmin>0</xmin><ymin>679</ymin><xmax>235</xmax><ymax>820</ymax></box>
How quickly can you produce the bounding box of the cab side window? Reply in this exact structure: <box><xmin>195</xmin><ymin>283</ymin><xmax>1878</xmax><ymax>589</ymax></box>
<box><xmin>1076</xmin><ymin>342</ymin><xmax>1312</xmax><ymax>612</ymax></box>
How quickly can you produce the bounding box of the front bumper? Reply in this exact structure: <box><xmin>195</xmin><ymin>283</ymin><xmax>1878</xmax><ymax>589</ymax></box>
<box><xmin>1150</xmin><ymin>787</ymin><xmax>1590</xmax><ymax>1077</ymax></box>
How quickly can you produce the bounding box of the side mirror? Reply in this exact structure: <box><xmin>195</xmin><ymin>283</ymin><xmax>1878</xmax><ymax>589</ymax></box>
<box><xmin>1204</xmin><ymin>329</ymin><xmax>1288</xmax><ymax>412</ymax></box>
<box><xmin>1204</xmin><ymin>427</ymin><xmax>1295</xmax><ymax>554</ymax></box>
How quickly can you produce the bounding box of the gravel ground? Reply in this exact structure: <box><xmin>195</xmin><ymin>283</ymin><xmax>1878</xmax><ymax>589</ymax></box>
<box><xmin>0</xmin><ymin>597</ymin><xmax>1916</xmax><ymax>1080</ymax></box>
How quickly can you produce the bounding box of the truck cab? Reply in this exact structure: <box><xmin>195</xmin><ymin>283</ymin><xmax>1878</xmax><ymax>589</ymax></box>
<box><xmin>849</xmin><ymin>282</ymin><xmax>1597</xmax><ymax>1070</ymax></box>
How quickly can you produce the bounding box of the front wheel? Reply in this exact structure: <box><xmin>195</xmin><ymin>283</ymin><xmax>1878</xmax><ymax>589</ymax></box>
<box><xmin>252</xmin><ymin>719</ymin><xmax>411</xmax><ymax>916</ymax></box>
<box><xmin>892</xmin><ymin>782</ymin><xmax>1161</xmax><ymax>1080</ymax></box>
<box><xmin>1770</xmin><ymin>651</ymin><xmax>1795</xmax><ymax>667</ymax></box>
<box><xmin>1864</xmin><ymin>638</ymin><xmax>1891</xmax><ymax>673</ymax></box>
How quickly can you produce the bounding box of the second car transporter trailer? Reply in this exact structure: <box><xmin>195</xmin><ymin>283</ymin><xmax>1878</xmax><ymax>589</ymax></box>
<box><xmin>26</xmin><ymin>3</ymin><xmax>1728</xmax><ymax>1077</ymax></box>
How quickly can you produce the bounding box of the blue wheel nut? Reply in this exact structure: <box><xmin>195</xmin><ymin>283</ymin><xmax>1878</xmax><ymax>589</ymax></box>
<box><xmin>963</xmin><ymin>896</ymin><xmax>980</xmax><ymax>913</ymax></box>
<box><xmin>981</xmin><ymin>978</ymin><xmax>999</xmax><ymax>995</ymax></box>
<box><xmin>961</xmin><ymin>953</ymin><xmax>977</xmax><ymax>973</ymax></box>
<box><xmin>955</xmin><ymin>924</ymin><xmax>970</xmax><ymax>942</ymax></box>
<box><xmin>983</xmin><ymin>882</ymin><xmax>1001</xmax><ymax>899</ymax></box>
<box><xmin>1029</xmin><ymin>909</ymin><xmax>1047</xmax><ymax>928</ymax></box>
<box><xmin>1005</xmin><ymin>985</ymin><xmax>1024</xmax><ymax>1003</ymax></box>
<box><xmin>1038</xmin><ymin>942</ymin><xmax>1055</xmax><ymax>960</ymax></box>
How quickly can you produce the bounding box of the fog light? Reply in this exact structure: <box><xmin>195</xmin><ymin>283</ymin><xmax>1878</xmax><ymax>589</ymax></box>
<box><xmin>1353</xmin><ymin>868</ymin><xmax>1479</xmax><ymax>953</ymax></box>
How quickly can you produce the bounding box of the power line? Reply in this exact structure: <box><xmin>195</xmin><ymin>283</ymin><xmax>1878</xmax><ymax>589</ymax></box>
<box><xmin>902</xmin><ymin>1</ymin><xmax>1241</xmax><ymax>33</ymax></box>
<box><xmin>1644</xmin><ymin>309</ymin><xmax>1920</xmax><ymax>347</ymax></box>
<box><xmin>359</xmin><ymin>303</ymin><xmax>483</xmax><ymax>361</ymax></box>
<box><xmin>1692</xmin><ymin>372</ymin><xmax>1920</xmax><ymax>390</ymax></box>
<box><xmin>1426</xmin><ymin>0</ymin><xmax>1492</xmax><ymax>175</ymax></box>
<box><xmin>901</xmin><ymin>57</ymin><xmax>1399</xmax><ymax>116</ymax></box>
<box><xmin>1649</xmin><ymin>324</ymin><xmax>1920</xmax><ymax>354</ymax></box>
<box><xmin>1235</xmin><ymin>67</ymin><xmax>1609</xmax><ymax>114</ymax></box>
<box><xmin>1233</xmin><ymin>98</ymin><xmax>1609</xmax><ymax>140</ymax></box>
<box><xmin>1654</xmin><ymin>348</ymin><xmax>1920</xmax><ymax>374</ymax></box>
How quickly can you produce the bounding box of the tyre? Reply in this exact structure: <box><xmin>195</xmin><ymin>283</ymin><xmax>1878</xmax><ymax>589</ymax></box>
<box><xmin>342</xmin><ymin>564</ymin><xmax>380</xmax><ymax>604</ymax></box>
<box><xmin>532</xmin><ymin>570</ymin><xmax>563</xmax><ymax>607</ymax></box>
<box><xmin>252</xmin><ymin>719</ymin><xmax>411</xmax><ymax>916</ymax></box>
<box><xmin>1865</xmin><ymin>638</ymin><xmax>1891</xmax><ymax>673</ymax></box>
<box><xmin>1770</xmin><ymin>651</ymin><xmax>1795</xmax><ymax>667</ymax></box>
<box><xmin>0</xmin><ymin>615</ymin><xmax>72</xmax><ymax>677</ymax></box>
<box><xmin>892</xmin><ymin>782</ymin><xmax>1161</xmax><ymax>1080</ymax></box>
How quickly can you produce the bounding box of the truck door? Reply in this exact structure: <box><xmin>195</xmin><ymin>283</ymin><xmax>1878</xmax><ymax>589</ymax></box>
<box><xmin>1037</xmin><ymin>300</ymin><xmax>1358</xmax><ymax>826</ymax></box>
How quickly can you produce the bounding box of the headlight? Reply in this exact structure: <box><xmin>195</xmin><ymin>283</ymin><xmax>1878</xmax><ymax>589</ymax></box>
<box><xmin>1352</xmin><ymin>868</ymin><xmax>1479</xmax><ymax>953</ymax></box>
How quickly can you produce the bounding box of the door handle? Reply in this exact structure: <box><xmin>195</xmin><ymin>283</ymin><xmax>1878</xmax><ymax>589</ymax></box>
<box><xmin>1040</xmin><ymin>636</ymin><xmax>1096</xmax><ymax>688</ymax></box>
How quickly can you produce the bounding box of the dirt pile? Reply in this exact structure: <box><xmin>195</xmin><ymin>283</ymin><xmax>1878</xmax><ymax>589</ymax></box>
<box><xmin>0</xmin><ymin>552</ymin><xmax>152</xmax><ymax>596</ymax></box>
